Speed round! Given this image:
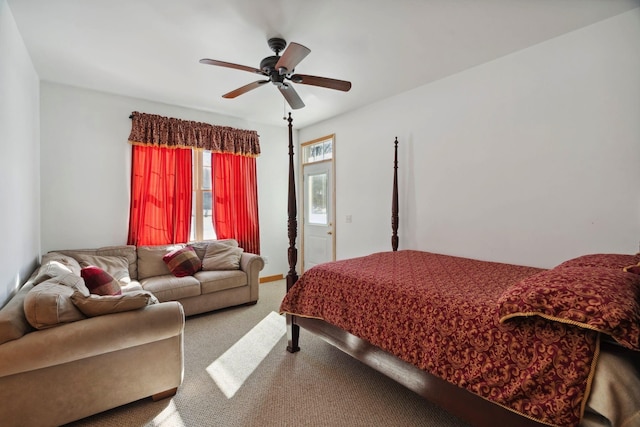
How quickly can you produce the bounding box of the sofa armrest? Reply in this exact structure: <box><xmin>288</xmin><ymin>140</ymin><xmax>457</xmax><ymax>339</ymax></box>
<box><xmin>0</xmin><ymin>301</ymin><xmax>185</xmax><ymax>377</ymax></box>
<box><xmin>239</xmin><ymin>253</ymin><xmax>265</xmax><ymax>302</ymax></box>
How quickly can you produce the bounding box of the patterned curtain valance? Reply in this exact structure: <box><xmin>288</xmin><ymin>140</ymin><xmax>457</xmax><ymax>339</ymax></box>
<box><xmin>128</xmin><ymin>111</ymin><xmax>260</xmax><ymax>157</ymax></box>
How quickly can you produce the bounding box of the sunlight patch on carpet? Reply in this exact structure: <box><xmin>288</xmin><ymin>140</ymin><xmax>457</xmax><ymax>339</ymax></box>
<box><xmin>151</xmin><ymin>400</ymin><xmax>185</xmax><ymax>427</ymax></box>
<box><xmin>207</xmin><ymin>311</ymin><xmax>286</xmax><ymax>398</ymax></box>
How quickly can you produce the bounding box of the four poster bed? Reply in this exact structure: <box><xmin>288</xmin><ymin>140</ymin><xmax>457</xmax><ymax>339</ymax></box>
<box><xmin>279</xmin><ymin>115</ymin><xmax>640</xmax><ymax>427</ymax></box>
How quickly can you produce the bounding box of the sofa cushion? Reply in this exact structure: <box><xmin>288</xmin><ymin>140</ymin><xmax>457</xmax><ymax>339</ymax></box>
<box><xmin>195</xmin><ymin>270</ymin><xmax>247</xmax><ymax>294</ymax></box>
<box><xmin>55</xmin><ymin>272</ymin><xmax>90</xmax><ymax>295</ymax></box>
<box><xmin>0</xmin><ymin>283</ymin><xmax>35</xmax><ymax>345</ymax></box>
<box><xmin>55</xmin><ymin>245</ymin><xmax>138</xmax><ymax>281</ymax></box>
<box><xmin>120</xmin><ymin>282</ymin><xmax>144</xmax><ymax>293</ymax></box>
<box><xmin>23</xmin><ymin>280</ymin><xmax>86</xmax><ymax>329</ymax></box>
<box><xmin>76</xmin><ymin>254</ymin><xmax>131</xmax><ymax>286</ymax></box>
<box><xmin>187</xmin><ymin>239</ymin><xmax>239</xmax><ymax>260</ymax></box>
<box><xmin>187</xmin><ymin>241</ymin><xmax>213</xmax><ymax>261</ymax></box>
<box><xmin>163</xmin><ymin>246</ymin><xmax>202</xmax><ymax>277</ymax></box>
<box><xmin>80</xmin><ymin>266</ymin><xmax>122</xmax><ymax>296</ymax></box>
<box><xmin>202</xmin><ymin>242</ymin><xmax>243</xmax><ymax>270</ymax></box>
<box><xmin>137</xmin><ymin>244</ymin><xmax>185</xmax><ymax>280</ymax></box>
<box><xmin>139</xmin><ymin>274</ymin><xmax>200</xmax><ymax>302</ymax></box>
<box><xmin>33</xmin><ymin>261</ymin><xmax>76</xmax><ymax>286</ymax></box>
<box><xmin>71</xmin><ymin>290</ymin><xmax>158</xmax><ymax>317</ymax></box>
<box><xmin>37</xmin><ymin>252</ymin><xmax>82</xmax><ymax>279</ymax></box>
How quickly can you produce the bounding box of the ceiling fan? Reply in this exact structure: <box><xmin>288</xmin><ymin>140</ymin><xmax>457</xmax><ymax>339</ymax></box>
<box><xmin>199</xmin><ymin>37</ymin><xmax>352</xmax><ymax>110</ymax></box>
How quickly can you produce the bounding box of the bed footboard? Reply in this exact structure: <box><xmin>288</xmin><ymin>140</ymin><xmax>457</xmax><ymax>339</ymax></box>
<box><xmin>295</xmin><ymin>317</ymin><xmax>546</xmax><ymax>427</ymax></box>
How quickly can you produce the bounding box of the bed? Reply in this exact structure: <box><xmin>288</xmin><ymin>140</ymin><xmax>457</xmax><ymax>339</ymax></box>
<box><xmin>279</xmin><ymin>116</ymin><xmax>640</xmax><ymax>427</ymax></box>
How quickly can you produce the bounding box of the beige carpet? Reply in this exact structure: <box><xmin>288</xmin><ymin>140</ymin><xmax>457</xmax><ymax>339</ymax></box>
<box><xmin>65</xmin><ymin>280</ymin><xmax>470</xmax><ymax>427</ymax></box>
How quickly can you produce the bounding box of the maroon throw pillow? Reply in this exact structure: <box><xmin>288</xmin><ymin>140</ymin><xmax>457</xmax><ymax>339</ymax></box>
<box><xmin>555</xmin><ymin>253</ymin><xmax>640</xmax><ymax>270</ymax></box>
<box><xmin>624</xmin><ymin>264</ymin><xmax>640</xmax><ymax>275</ymax></box>
<box><xmin>498</xmin><ymin>266</ymin><xmax>640</xmax><ymax>350</ymax></box>
<box><xmin>163</xmin><ymin>246</ymin><xmax>202</xmax><ymax>277</ymax></box>
<box><xmin>80</xmin><ymin>266</ymin><xmax>122</xmax><ymax>296</ymax></box>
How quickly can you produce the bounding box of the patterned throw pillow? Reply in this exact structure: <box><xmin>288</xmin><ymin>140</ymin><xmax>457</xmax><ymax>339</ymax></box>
<box><xmin>163</xmin><ymin>246</ymin><xmax>202</xmax><ymax>277</ymax></box>
<box><xmin>624</xmin><ymin>263</ymin><xmax>640</xmax><ymax>275</ymax></box>
<box><xmin>555</xmin><ymin>253</ymin><xmax>640</xmax><ymax>270</ymax></box>
<box><xmin>80</xmin><ymin>266</ymin><xmax>122</xmax><ymax>296</ymax></box>
<box><xmin>498</xmin><ymin>266</ymin><xmax>640</xmax><ymax>350</ymax></box>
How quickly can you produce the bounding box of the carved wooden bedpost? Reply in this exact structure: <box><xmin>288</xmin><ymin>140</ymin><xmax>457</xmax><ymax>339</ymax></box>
<box><xmin>285</xmin><ymin>112</ymin><xmax>300</xmax><ymax>353</ymax></box>
<box><xmin>392</xmin><ymin>137</ymin><xmax>399</xmax><ymax>251</ymax></box>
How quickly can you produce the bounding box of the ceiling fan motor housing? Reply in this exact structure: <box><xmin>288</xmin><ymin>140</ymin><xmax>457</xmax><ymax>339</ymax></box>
<box><xmin>260</xmin><ymin>56</ymin><xmax>286</xmax><ymax>86</ymax></box>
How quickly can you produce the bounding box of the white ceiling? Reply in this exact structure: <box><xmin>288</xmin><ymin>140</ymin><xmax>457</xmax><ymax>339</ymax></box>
<box><xmin>8</xmin><ymin>0</ymin><xmax>639</xmax><ymax>129</ymax></box>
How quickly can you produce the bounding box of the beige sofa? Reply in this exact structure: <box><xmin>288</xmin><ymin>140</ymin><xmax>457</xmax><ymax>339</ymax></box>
<box><xmin>0</xmin><ymin>239</ymin><xmax>264</xmax><ymax>426</ymax></box>
<box><xmin>0</xmin><ymin>275</ymin><xmax>185</xmax><ymax>427</ymax></box>
<box><xmin>53</xmin><ymin>239</ymin><xmax>265</xmax><ymax>316</ymax></box>
<box><xmin>128</xmin><ymin>239</ymin><xmax>265</xmax><ymax>316</ymax></box>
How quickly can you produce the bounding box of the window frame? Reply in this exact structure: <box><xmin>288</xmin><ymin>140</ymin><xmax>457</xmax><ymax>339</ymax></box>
<box><xmin>191</xmin><ymin>149</ymin><xmax>215</xmax><ymax>241</ymax></box>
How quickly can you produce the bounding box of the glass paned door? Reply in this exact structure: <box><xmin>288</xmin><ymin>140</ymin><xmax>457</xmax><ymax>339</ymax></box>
<box><xmin>303</xmin><ymin>161</ymin><xmax>333</xmax><ymax>271</ymax></box>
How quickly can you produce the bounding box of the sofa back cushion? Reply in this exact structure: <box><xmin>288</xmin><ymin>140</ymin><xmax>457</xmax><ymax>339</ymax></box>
<box><xmin>187</xmin><ymin>239</ymin><xmax>239</xmax><ymax>260</ymax></box>
<box><xmin>0</xmin><ymin>283</ymin><xmax>35</xmax><ymax>345</ymax></box>
<box><xmin>37</xmin><ymin>252</ymin><xmax>82</xmax><ymax>279</ymax></box>
<box><xmin>137</xmin><ymin>244</ymin><xmax>185</xmax><ymax>280</ymax></box>
<box><xmin>202</xmin><ymin>242</ymin><xmax>243</xmax><ymax>270</ymax></box>
<box><xmin>75</xmin><ymin>254</ymin><xmax>131</xmax><ymax>286</ymax></box>
<box><xmin>56</xmin><ymin>245</ymin><xmax>138</xmax><ymax>280</ymax></box>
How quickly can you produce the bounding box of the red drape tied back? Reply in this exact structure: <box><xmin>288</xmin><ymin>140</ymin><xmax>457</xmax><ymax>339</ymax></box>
<box><xmin>127</xmin><ymin>112</ymin><xmax>261</xmax><ymax>252</ymax></box>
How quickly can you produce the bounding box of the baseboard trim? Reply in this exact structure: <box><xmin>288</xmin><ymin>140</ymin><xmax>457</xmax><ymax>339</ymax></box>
<box><xmin>260</xmin><ymin>274</ymin><xmax>284</xmax><ymax>284</ymax></box>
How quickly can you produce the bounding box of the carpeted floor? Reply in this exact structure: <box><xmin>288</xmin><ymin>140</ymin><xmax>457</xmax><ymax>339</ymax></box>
<box><xmin>65</xmin><ymin>280</ymin><xmax>471</xmax><ymax>427</ymax></box>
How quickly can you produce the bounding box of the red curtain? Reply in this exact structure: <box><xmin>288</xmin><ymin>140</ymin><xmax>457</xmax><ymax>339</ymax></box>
<box><xmin>212</xmin><ymin>153</ymin><xmax>260</xmax><ymax>254</ymax></box>
<box><xmin>127</xmin><ymin>145</ymin><xmax>192</xmax><ymax>246</ymax></box>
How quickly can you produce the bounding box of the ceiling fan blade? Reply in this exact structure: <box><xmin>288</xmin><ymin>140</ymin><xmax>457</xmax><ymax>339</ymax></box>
<box><xmin>278</xmin><ymin>84</ymin><xmax>305</xmax><ymax>109</ymax></box>
<box><xmin>275</xmin><ymin>42</ymin><xmax>311</xmax><ymax>74</ymax></box>
<box><xmin>199</xmin><ymin>58</ymin><xmax>264</xmax><ymax>75</ymax></box>
<box><xmin>223</xmin><ymin>80</ymin><xmax>270</xmax><ymax>99</ymax></box>
<box><xmin>290</xmin><ymin>74</ymin><xmax>352</xmax><ymax>92</ymax></box>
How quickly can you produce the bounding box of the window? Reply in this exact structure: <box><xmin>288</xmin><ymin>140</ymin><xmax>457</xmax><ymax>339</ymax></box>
<box><xmin>127</xmin><ymin>112</ymin><xmax>260</xmax><ymax>249</ymax></box>
<box><xmin>302</xmin><ymin>137</ymin><xmax>332</xmax><ymax>163</ymax></box>
<box><xmin>191</xmin><ymin>150</ymin><xmax>216</xmax><ymax>241</ymax></box>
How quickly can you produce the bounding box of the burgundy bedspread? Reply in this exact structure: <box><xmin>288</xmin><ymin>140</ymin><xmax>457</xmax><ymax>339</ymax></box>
<box><xmin>280</xmin><ymin>250</ymin><xmax>603</xmax><ymax>427</ymax></box>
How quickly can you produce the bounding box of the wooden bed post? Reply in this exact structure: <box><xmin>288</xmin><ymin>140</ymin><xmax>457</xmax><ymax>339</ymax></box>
<box><xmin>391</xmin><ymin>137</ymin><xmax>399</xmax><ymax>251</ymax></box>
<box><xmin>285</xmin><ymin>112</ymin><xmax>300</xmax><ymax>353</ymax></box>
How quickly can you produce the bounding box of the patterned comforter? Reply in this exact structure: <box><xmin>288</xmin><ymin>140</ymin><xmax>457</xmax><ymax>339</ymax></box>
<box><xmin>280</xmin><ymin>250</ymin><xmax>640</xmax><ymax>427</ymax></box>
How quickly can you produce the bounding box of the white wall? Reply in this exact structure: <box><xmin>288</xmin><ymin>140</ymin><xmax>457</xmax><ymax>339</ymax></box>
<box><xmin>0</xmin><ymin>1</ymin><xmax>40</xmax><ymax>306</ymax></box>
<box><xmin>40</xmin><ymin>83</ymin><xmax>291</xmax><ymax>278</ymax></box>
<box><xmin>300</xmin><ymin>9</ymin><xmax>640</xmax><ymax>269</ymax></box>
